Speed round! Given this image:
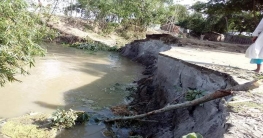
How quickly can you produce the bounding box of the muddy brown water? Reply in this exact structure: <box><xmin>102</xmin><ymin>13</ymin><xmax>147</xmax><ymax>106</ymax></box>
<box><xmin>0</xmin><ymin>43</ymin><xmax>143</xmax><ymax>137</ymax></box>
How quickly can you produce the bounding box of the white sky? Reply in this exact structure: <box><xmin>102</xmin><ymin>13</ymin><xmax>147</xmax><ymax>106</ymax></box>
<box><xmin>174</xmin><ymin>0</ymin><xmax>209</xmax><ymax>5</ymax></box>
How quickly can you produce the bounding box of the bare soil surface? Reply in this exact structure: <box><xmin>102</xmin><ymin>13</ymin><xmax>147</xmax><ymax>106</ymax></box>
<box><xmin>47</xmin><ymin>17</ymin><xmax>117</xmax><ymax>46</ymax></box>
<box><xmin>47</xmin><ymin>16</ymin><xmax>147</xmax><ymax>47</ymax></box>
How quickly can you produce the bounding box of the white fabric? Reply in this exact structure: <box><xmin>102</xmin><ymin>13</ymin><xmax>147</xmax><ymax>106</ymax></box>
<box><xmin>246</xmin><ymin>32</ymin><xmax>263</xmax><ymax>58</ymax></box>
<box><xmin>252</xmin><ymin>18</ymin><xmax>263</xmax><ymax>36</ymax></box>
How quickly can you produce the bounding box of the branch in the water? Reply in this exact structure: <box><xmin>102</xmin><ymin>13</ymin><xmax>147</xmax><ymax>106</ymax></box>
<box><xmin>104</xmin><ymin>80</ymin><xmax>261</xmax><ymax>123</ymax></box>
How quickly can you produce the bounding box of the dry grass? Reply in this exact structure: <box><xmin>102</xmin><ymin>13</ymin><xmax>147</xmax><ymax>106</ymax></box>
<box><xmin>1</xmin><ymin>114</ymin><xmax>57</xmax><ymax>138</ymax></box>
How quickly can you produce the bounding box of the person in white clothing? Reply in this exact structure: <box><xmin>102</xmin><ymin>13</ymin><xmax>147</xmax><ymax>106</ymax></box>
<box><xmin>249</xmin><ymin>18</ymin><xmax>263</xmax><ymax>73</ymax></box>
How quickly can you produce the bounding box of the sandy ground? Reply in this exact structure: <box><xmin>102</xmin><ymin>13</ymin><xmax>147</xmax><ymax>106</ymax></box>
<box><xmin>162</xmin><ymin>46</ymin><xmax>255</xmax><ymax>83</ymax></box>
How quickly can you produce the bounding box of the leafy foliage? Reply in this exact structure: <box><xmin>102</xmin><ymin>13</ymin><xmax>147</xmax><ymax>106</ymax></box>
<box><xmin>182</xmin><ymin>132</ymin><xmax>203</xmax><ymax>138</ymax></box>
<box><xmin>51</xmin><ymin>109</ymin><xmax>90</xmax><ymax>129</ymax></box>
<box><xmin>75</xmin><ymin>111</ymin><xmax>90</xmax><ymax>124</ymax></box>
<box><xmin>76</xmin><ymin>0</ymin><xmax>188</xmax><ymax>33</ymax></box>
<box><xmin>178</xmin><ymin>13</ymin><xmax>207</xmax><ymax>35</ymax></box>
<box><xmin>103</xmin><ymin>22</ymin><xmax>120</xmax><ymax>34</ymax></box>
<box><xmin>179</xmin><ymin>0</ymin><xmax>263</xmax><ymax>34</ymax></box>
<box><xmin>185</xmin><ymin>89</ymin><xmax>206</xmax><ymax>101</ymax></box>
<box><xmin>51</xmin><ymin>109</ymin><xmax>78</xmax><ymax>129</ymax></box>
<box><xmin>204</xmin><ymin>0</ymin><xmax>263</xmax><ymax>33</ymax></box>
<box><xmin>70</xmin><ymin>42</ymin><xmax>119</xmax><ymax>52</ymax></box>
<box><xmin>0</xmin><ymin>0</ymin><xmax>56</xmax><ymax>86</ymax></box>
<box><xmin>207</xmin><ymin>0</ymin><xmax>263</xmax><ymax>13</ymax></box>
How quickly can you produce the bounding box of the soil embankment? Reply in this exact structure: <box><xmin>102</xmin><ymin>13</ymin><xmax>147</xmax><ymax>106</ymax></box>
<box><xmin>120</xmin><ymin>34</ymin><xmax>251</xmax><ymax>137</ymax></box>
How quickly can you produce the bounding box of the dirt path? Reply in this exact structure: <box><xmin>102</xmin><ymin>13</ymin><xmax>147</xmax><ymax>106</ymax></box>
<box><xmin>48</xmin><ymin>21</ymin><xmax>117</xmax><ymax>46</ymax></box>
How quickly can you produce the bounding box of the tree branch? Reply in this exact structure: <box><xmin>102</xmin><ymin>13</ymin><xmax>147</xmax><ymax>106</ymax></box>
<box><xmin>104</xmin><ymin>80</ymin><xmax>261</xmax><ymax>123</ymax></box>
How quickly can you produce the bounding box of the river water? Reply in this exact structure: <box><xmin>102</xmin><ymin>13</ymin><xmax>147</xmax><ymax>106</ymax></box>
<box><xmin>0</xmin><ymin>43</ymin><xmax>143</xmax><ymax>119</ymax></box>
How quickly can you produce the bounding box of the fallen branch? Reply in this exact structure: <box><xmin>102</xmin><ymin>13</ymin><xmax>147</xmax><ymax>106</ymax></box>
<box><xmin>104</xmin><ymin>80</ymin><xmax>261</xmax><ymax>123</ymax></box>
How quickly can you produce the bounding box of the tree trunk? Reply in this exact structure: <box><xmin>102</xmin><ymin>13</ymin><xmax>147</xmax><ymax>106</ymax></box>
<box><xmin>48</xmin><ymin>0</ymin><xmax>59</xmax><ymax>21</ymax></box>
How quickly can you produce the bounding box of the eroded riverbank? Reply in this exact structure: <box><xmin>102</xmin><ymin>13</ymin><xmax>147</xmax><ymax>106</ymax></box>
<box><xmin>118</xmin><ymin>34</ymin><xmax>262</xmax><ymax>138</ymax></box>
<box><xmin>1</xmin><ymin>33</ymin><xmax>262</xmax><ymax>138</ymax></box>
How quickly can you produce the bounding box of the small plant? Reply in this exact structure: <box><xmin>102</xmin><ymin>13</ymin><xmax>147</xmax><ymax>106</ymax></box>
<box><xmin>185</xmin><ymin>89</ymin><xmax>206</xmax><ymax>101</ymax></box>
<box><xmin>51</xmin><ymin>109</ymin><xmax>78</xmax><ymax>129</ymax></box>
<box><xmin>182</xmin><ymin>132</ymin><xmax>203</xmax><ymax>138</ymax></box>
<box><xmin>84</xmin><ymin>24</ymin><xmax>94</xmax><ymax>31</ymax></box>
<box><xmin>254</xmin><ymin>73</ymin><xmax>263</xmax><ymax>80</ymax></box>
<box><xmin>75</xmin><ymin>111</ymin><xmax>90</xmax><ymax>124</ymax></box>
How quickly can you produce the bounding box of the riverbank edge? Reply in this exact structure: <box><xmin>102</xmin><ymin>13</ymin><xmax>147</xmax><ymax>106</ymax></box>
<box><xmin>119</xmin><ymin>34</ymin><xmax>252</xmax><ymax>137</ymax></box>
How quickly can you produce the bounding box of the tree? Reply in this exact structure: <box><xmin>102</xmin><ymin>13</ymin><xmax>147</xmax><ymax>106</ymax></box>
<box><xmin>160</xmin><ymin>4</ymin><xmax>189</xmax><ymax>24</ymax></box>
<box><xmin>0</xmin><ymin>0</ymin><xmax>55</xmax><ymax>86</ymax></box>
<box><xmin>186</xmin><ymin>0</ymin><xmax>263</xmax><ymax>34</ymax></box>
<box><xmin>76</xmin><ymin>0</ymin><xmax>188</xmax><ymax>31</ymax></box>
<box><xmin>177</xmin><ymin>2</ymin><xmax>227</xmax><ymax>35</ymax></box>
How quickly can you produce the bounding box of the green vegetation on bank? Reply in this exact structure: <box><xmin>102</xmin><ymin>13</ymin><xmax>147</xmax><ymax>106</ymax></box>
<box><xmin>2</xmin><ymin>0</ymin><xmax>261</xmax><ymax>86</ymax></box>
<box><xmin>182</xmin><ymin>132</ymin><xmax>203</xmax><ymax>138</ymax></box>
<box><xmin>186</xmin><ymin>89</ymin><xmax>206</xmax><ymax>101</ymax></box>
<box><xmin>51</xmin><ymin>109</ymin><xmax>89</xmax><ymax>129</ymax></box>
<box><xmin>1</xmin><ymin>109</ymin><xmax>90</xmax><ymax>138</ymax></box>
<box><xmin>178</xmin><ymin>0</ymin><xmax>263</xmax><ymax>35</ymax></box>
<box><xmin>70</xmin><ymin>42</ymin><xmax>119</xmax><ymax>52</ymax></box>
<box><xmin>64</xmin><ymin>0</ymin><xmax>263</xmax><ymax>37</ymax></box>
<box><xmin>66</xmin><ymin>0</ymin><xmax>188</xmax><ymax>35</ymax></box>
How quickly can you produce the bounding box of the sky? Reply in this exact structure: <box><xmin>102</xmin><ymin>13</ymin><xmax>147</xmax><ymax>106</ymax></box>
<box><xmin>26</xmin><ymin>0</ymin><xmax>210</xmax><ymax>16</ymax></box>
<box><xmin>175</xmin><ymin>0</ymin><xmax>209</xmax><ymax>5</ymax></box>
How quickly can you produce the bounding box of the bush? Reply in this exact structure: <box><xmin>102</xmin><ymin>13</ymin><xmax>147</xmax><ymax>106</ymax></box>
<box><xmin>51</xmin><ymin>109</ymin><xmax>78</xmax><ymax>129</ymax></box>
<box><xmin>0</xmin><ymin>0</ymin><xmax>56</xmax><ymax>86</ymax></box>
<box><xmin>75</xmin><ymin>111</ymin><xmax>90</xmax><ymax>124</ymax></box>
<box><xmin>103</xmin><ymin>22</ymin><xmax>119</xmax><ymax>34</ymax></box>
<box><xmin>51</xmin><ymin>109</ymin><xmax>90</xmax><ymax>129</ymax></box>
<box><xmin>182</xmin><ymin>132</ymin><xmax>203</xmax><ymax>138</ymax></box>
